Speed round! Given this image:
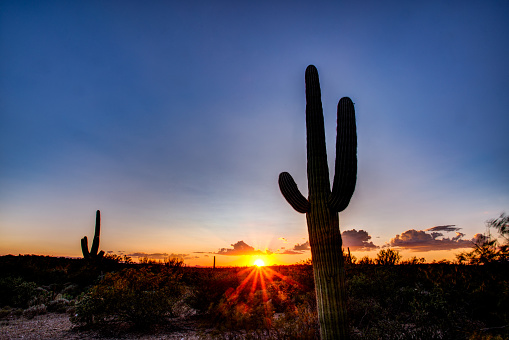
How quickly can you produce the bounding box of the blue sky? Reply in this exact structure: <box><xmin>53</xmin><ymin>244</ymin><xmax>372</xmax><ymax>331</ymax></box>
<box><xmin>1</xmin><ymin>1</ymin><xmax>508</xmax><ymax>265</ymax></box>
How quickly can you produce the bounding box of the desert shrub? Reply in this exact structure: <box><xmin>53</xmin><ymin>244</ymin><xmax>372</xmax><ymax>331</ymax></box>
<box><xmin>272</xmin><ymin>302</ymin><xmax>320</xmax><ymax>339</ymax></box>
<box><xmin>23</xmin><ymin>303</ymin><xmax>47</xmax><ymax>319</ymax></box>
<box><xmin>60</xmin><ymin>283</ymin><xmax>80</xmax><ymax>300</ymax></box>
<box><xmin>202</xmin><ymin>266</ymin><xmax>315</xmax><ymax>335</ymax></box>
<box><xmin>469</xmin><ymin>333</ymin><xmax>508</xmax><ymax>340</ymax></box>
<box><xmin>401</xmin><ymin>256</ymin><xmax>426</xmax><ymax>265</ymax></box>
<box><xmin>213</xmin><ymin>289</ymin><xmax>274</xmax><ymax>331</ymax></box>
<box><xmin>46</xmin><ymin>297</ymin><xmax>72</xmax><ymax>313</ymax></box>
<box><xmin>457</xmin><ymin>213</ymin><xmax>509</xmax><ymax>265</ymax></box>
<box><xmin>357</xmin><ymin>256</ymin><xmax>374</xmax><ymax>265</ymax></box>
<box><xmin>281</xmin><ymin>264</ymin><xmax>315</xmax><ymax>291</ymax></box>
<box><xmin>375</xmin><ymin>248</ymin><xmax>401</xmax><ymax>265</ymax></box>
<box><xmin>345</xmin><ymin>263</ymin><xmax>509</xmax><ymax>339</ymax></box>
<box><xmin>30</xmin><ymin>286</ymin><xmax>51</xmax><ymax>306</ymax></box>
<box><xmin>265</xmin><ymin>277</ymin><xmax>310</xmax><ymax>314</ymax></box>
<box><xmin>0</xmin><ymin>277</ymin><xmax>39</xmax><ymax>308</ymax></box>
<box><xmin>0</xmin><ymin>307</ymin><xmax>12</xmax><ymax>319</ymax></box>
<box><xmin>72</xmin><ymin>266</ymin><xmax>184</xmax><ymax>327</ymax></box>
<box><xmin>187</xmin><ymin>268</ymin><xmax>240</xmax><ymax>313</ymax></box>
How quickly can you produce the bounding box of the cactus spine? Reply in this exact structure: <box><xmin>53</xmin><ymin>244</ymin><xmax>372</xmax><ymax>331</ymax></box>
<box><xmin>81</xmin><ymin>210</ymin><xmax>105</xmax><ymax>260</ymax></box>
<box><xmin>279</xmin><ymin>65</ymin><xmax>356</xmax><ymax>339</ymax></box>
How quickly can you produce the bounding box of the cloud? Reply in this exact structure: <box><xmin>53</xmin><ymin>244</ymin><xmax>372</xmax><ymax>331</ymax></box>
<box><xmin>277</xmin><ymin>232</ymin><xmax>380</xmax><ymax>254</ymax></box>
<box><xmin>278</xmin><ymin>237</ymin><xmax>288</xmax><ymax>243</ymax></box>
<box><xmin>471</xmin><ymin>233</ymin><xmax>486</xmax><ymax>243</ymax></box>
<box><xmin>127</xmin><ymin>252</ymin><xmax>169</xmax><ymax>259</ymax></box>
<box><xmin>425</xmin><ymin>225</ymin><xmax>460</xmax><ymax>232</ymax></box>
<box><xmin>452</xmin><ymin>232</ymin><xmax>465</xmax><ymax>241</ymax></box>
<box><xmin>216</xmin><ymin>240</ymin><xmax>270</xmax><ymax>256</ymax></box>
<box><xmin>126</xmin><ymin>252</ymin><xmax>192</xmax><ymax>260</ymax></box>
<box><xmin>389</xmin><ymin>228</ymin><xmax>477</xmax><ymax>251</ymax></box>
<box><xmin>341</xmin><ymin>229</ymin><xmax>379</xmax><ymax>251</ymax></box>
<box><xmin>277</xmin><ymin>241</ymin><xmax>311</xmax><ymax>255</ymax></box>
<box><xmin>280</xmin><ymin>249</ymin><xmax>305</xmax><ymax>255</ymax></box>
<box><xmin>293</xmin><ymin>241</ymin><xmax>310</xmax><ymax>251</ymax></box>
<box><xmin>169</xmin><ymin>253</ymin><xmax>193</xmax><ymax>260</ymax></box>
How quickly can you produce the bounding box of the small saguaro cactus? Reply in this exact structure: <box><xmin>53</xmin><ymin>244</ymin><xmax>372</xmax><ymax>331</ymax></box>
<box><xmin>278</xmin><ymin>65</ymin><xmax>357</xmax><ymax>339</ymax></box>
<box><xmin>81</xmin><ymin>210</ymin><xmax>105</xmax><ymax>260</ymax></box>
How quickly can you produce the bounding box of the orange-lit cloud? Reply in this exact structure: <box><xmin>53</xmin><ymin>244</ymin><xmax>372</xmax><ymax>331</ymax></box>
<box><xmin>217</xmin><ymin>240</ymin><xmax>271</xmax><ymax>256</ymax></box>
<box><xmin>389</xmin><ymin>228</ymin><xmax>482</xmax><ymax>251</ymax></box>
<box><xmin>341</xmin><ymin>229</ymin><xmax>379</xmax><ymax>251</ymax></box>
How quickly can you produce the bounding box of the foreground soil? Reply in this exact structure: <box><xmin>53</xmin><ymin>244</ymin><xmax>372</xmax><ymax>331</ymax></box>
<box><xmin>0</xmin><ymin>313</ymin><xmax>213</xmax><ymax>340</ymax></box>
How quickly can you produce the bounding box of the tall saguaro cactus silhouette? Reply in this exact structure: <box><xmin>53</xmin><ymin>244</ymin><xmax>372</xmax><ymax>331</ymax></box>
<box><xmin>81</xmin><ymin>210</ymin><xmax>105</xmax><ymax>260</ymax></box>
<box><xmin>279</xmin><ymin>65</ymin><xmax>356</xmax><ymax>339</ymax></box>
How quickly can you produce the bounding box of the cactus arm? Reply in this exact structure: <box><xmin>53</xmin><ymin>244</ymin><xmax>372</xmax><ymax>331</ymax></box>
<box><xmin>90</xmin><ymin>210</ymin><xmax>101</xmax><ymax>256</ymax></box>
<box><xmin>329</xmin><ymin>97</ymin><xmax>357</xmax><ymax>212</ymax></box>
<box><xmin>278</xmin><ymin>172</ymin><xmax>310</xmax><ymax>213</ymax></box>
<box><xmin>81</xmin><ymin>236</ymin><xmax>90</xmax><ymax>259</ymax></box>
<box><xmin>305</xmin><ymin>65</ymin><xmax>331</xmax><ymax>198</ymax></box>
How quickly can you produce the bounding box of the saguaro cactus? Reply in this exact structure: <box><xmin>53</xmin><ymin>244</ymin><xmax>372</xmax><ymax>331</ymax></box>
<box><xmin>278</xmin><ymin>65</ymin><xmax>356</xmax><ymax>339</ymax></box>
<box><xmin>81</xmin><ymin>210</ymin><xmax>105</xmax><ymax>260</ymax></box>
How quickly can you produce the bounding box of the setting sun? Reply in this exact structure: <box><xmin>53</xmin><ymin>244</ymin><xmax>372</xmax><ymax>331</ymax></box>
<box><xmin>254</xmin><ymin>259</ymin><xmax>265</xmax><ymax>267</ymax></box>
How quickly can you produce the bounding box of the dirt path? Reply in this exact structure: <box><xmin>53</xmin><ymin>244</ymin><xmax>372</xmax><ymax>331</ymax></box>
<box><xmin>0</xmin><ymin>313</ymin><xmax>210</xmax><ymax>340</ymax></box>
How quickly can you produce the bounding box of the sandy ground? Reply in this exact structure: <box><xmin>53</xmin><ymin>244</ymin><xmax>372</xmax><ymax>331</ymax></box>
<box><xmin>0</xmin><ymin>313</ymin><xmax>212</xmax><ymax>340</ymax></box>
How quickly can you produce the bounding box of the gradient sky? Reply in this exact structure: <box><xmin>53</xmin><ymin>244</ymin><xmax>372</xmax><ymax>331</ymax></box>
<box><xmin>1</xmin><ymin>1</ymin><xmax>508</xmax><ymax>266</ymax></box>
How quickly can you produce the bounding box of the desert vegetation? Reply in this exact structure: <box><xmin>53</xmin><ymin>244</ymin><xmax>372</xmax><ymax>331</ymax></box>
<box><xmin>0</xmin><ymin>246</ymin><xmax>508</xmax><ymax>339</ymax></box>
<box><xmin>1</xmin><ymin>211</ymin><xmax>507</xmax><ymax>338</ymax></box>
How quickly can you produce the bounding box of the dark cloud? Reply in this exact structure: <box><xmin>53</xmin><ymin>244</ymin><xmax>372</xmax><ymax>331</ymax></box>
<box><xmin>425</xmin><ymin>225</ymin><xmax>460</xmax><ymax>232</ymax></box>
<box><xmin>430</xmin><ymin>232</ymin><xmax>443</xmax><ymax>239</ymax></box>
<box><xmin>126</xmin><ymin>252</ymin><xmax>192</xmax><ymax>260</ymax></box>
<box><xmin>277</xmin><ymin>241</ymin><xmax>311</xmax><ymax>255</ymax></box>
<box><xmin>106</xmin><ymin>250</ymin><xmax>126</xmax><ymax>254</ymax></box>
<box><xmin>341</xmin><ymin>229</ymin><xmax>379</xmax><ymax>251</ymax></box>
<box><xmin>280</xmin><ymin>249</ymin><xmax>305</xmax><ymax>255</ymax></box>
<box><xmin>216</xmin><ymin>240</ymin><xmax>270</xmax><ymax>256</ymax></box>
<box><xmin>169</xmin><ymin>253</ymin><xmax>193</xmax><ymax>260</ymax></box>
<box><xmin>389</xmin><ymin>229</ymin><xmax>479</xmax><ymax>251</ymax></box>
<box><xmin>293</xmin><ymin>241</ymin><xmax>310</xmax><ymax>251</ymax></box>
<box><xmin>127</xmin><ymin>252</ymin><xmax>169</xmax><ymax>259</ymax></box>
